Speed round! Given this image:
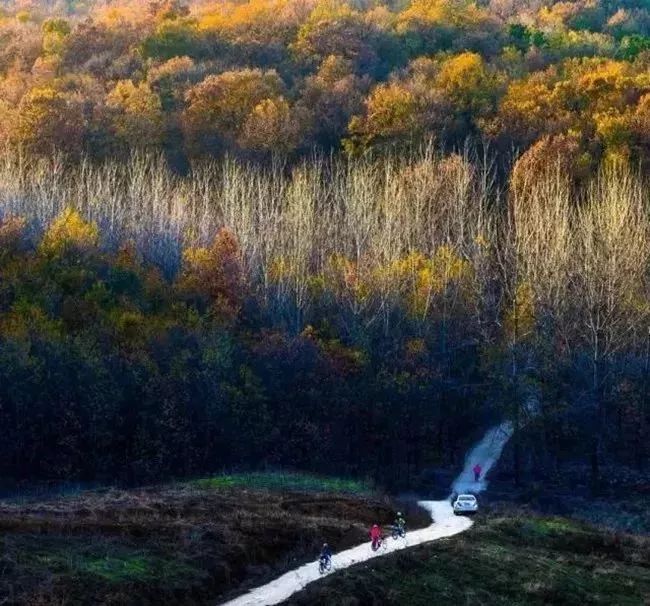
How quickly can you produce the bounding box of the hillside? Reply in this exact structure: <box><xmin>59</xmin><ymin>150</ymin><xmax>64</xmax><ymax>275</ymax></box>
<box><xmin>3</xmin><ymin>480</ymin><xmax>648</xmax><ymax>605</ymax></box>
<box><xmin>285</xmin><ymin>510</ymin><xmax>650</xmax><ymax>605</ymax></box>
<box><xmin>0</xmin><ymin>474</ymin><xmax>429</xmax><ymax>605</ymax></box>
<box><xmin>0</xmin><ymin>1</ymin><xmax>648</xmax><ymax>605</ymax></box>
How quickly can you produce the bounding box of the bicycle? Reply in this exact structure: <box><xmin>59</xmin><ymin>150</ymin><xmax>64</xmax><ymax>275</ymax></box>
<box><xmin>391</xmin><ymin>524</ymin><xmax>406</xmax><ymax>540</ymax></box>
<box><xmin>318</xmin><ymin>555</ymin><xmax>332</xmax><ymax>574</ymax></box>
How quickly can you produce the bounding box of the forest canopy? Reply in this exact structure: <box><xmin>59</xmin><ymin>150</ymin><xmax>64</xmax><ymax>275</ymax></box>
<box><xmin>0</xmin><ymin>0</ymin><xmax>649</xmax><ymax>169</ymax></box>
<box><xmin>0</xmin><ymin>1</ymin><xmax>648</xmax><ymax>490</ymax></box>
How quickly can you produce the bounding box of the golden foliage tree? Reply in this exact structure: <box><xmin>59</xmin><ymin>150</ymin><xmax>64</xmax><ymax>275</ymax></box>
<box><xmin>345</xmin><ymin>82</ymin><xmax>421</xmax><ymax>154</ymax></box>
<box><xmin>13</xmin><ymin>87</ymin><xmax>85</xmax><ymax>156</ymax></box>
<box><xmin>40</xmin><ymin>208</ymin><xmax>99</xmax><ymax>256</ymax></box>
<box><xmin>106</xmin><ymin>80</ymin><xmax>165</xmax><ymax>150</ymax></box>
<box><xmin>183</xmin><ymin>69</ymin><xmax>285</xmax><ymax>153</ymax></box>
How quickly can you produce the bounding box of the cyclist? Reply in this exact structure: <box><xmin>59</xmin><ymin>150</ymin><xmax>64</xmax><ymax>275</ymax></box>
<box><xmin>370</xmin><ymin>524</ymin><xmax>382</xmax><ymax>550</ymax></box>
<box><xmin>319</xmin><ymin>543</ymin><xmax>332</xmax><ymax>571</ymax></box>
<box><xmin>394</xmin><ymin>511</ymin><xmax>406</xmax><ymax>537</ymax></box>
<box><xmin>320</xmin><ymin>543</ymin><xmax>332</xmax><ymax>564</ymax></box>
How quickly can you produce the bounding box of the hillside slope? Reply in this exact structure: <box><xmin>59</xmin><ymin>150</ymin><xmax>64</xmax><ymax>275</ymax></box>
<box><xmin>0</xmin><ymin>476</ymin><xmax>427</xmax><ymax>605</ymax></box>
<box><xmin>285</xmin><ymin>512</ymin><xmax>650</xmax><ymax>605</ymax></box>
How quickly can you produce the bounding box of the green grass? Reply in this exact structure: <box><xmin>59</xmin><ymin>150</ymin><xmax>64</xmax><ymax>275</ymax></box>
<box><xmin>81</xmin><ymin>553</ymin><xmax>195</xmax><ymax>584</ymax></box>
<box><xmin>16</xmin><ymin>537</ymin><xmax>200</xmax><ymax>586</ymax></box>
<box><xmin>83</xmin><ymin>555</ymin><xmax>152</xmax><ymax>582</ymax></box>
<box><xmin>287</xmin><ymin>513</ymin><xmax>650</xmax><ymax>606</ymax></box>
<box><xmin>3</xmin><ymin>535</ymin><xmax>203</xmax><ymax>593</ymax></box>
<box><xmin>192</xmin><ymin>471</ymin><xmax>374</xmax><ymax>495</ymax></box>
<box><xmin>570</xmin><ymin>496</ymin><xmax>650</xmax><ymax>534</ymax></box>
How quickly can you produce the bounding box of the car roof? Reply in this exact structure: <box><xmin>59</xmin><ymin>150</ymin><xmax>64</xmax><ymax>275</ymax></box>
<box><xmin>457</xmin><ymin>494</ymin><xmax>476</xmax><ymax>499</ymax></box>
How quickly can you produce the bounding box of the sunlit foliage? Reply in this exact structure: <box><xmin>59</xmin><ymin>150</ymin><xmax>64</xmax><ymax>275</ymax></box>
<box><xmin>0</xmin><ymin>0</ymin><xmax>648</xmax><ymax>166</ymax></box>
<box><xmin>40</xmin><ymin>207</ymin><xmax>99</xmax><ymax>255</ymax></box>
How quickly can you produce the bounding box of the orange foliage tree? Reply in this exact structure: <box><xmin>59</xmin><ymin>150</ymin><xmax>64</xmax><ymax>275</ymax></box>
<box><xmin>177</xmin><ymin>228</ymin><xmax>244</xmax><ymax>320</ymax></box>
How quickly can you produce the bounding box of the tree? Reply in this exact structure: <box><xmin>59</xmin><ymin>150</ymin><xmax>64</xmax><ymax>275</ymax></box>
<box><xmin>618</xmin><ymin>34</ymin><xmax>650</xmax><ymax>60</ymax></box>
<box><xmin>41</xmin><ymin>17</ymin><xmax>71</xmax><ymax>56</ymax></box>
<box><xmin>510</xmin><ymin>133</ymin><xmax>588</xmax><ymax>193</ymax></box>
<box><xmin>297</xmin><ymin>55</ymin><xmax>369</xmax><ymax>149</ymax></box>
<box><xmin>487</xmin><ymin>71</ymin><xmax>572</xmax><ymax>147</ymax></box>
<box><xmin>238</xmin><ymin>96</ymin><xmax>301</xmax><ymax>154</ymax></box>
<box><xmin>147</xmin><ymin>55</ymin><xmax>196</xmax><ymax>111</ymax></box>
<box><xmin>436</xmin><ymin>51</ymin><xmax>500</xmax><ymax>117</ymax></box>
<box><xmin>61</xmin><ymin>20</ymin><xmax>140</xmax><ymax>75</ymax></box>
<box><xmin>12</xmin><ymin>86</ymin><xmax>85</xmax><ymax>156</ymax></box>
<box><xmin>182</xmin><ymin>68</ymin><xmax>286</xmax><ymax>155</ymax></box>
<box><xmin>345</xmin><ymin>82</ymin><xmax>421</xmax><ymax>154</ymax></box>
<box><xmin>40</xmin><ymin>207</ymin><xmax>99</xmax><ymax>256</ymax></box>
<box><xmin>488</xmin><ymin>57</ymin><xmax>649</xmax><ymax>158</ymax></box>
<box><xmin>569</xmin><ymin>167</ymin><xmax>650</xmax><ymax>487</ymax></box>
<box><xmin>292</xmin><ymin>0</ymin><xmax>391</xmax><ymax>76</ymax></box>
<box><xmin>106</xmin><ymin>80</ymin><xmax>165</xmax><ymax>150</ymax></box>
<box><xmin>0</xmin><ymin>216</ymin><xmax>26</xmax><ymax>266</ymax></box>
<box><xmin>178</xmin><ymin>228</ymin><xmax>244</xmax><ymax>321</ymax></box>
<box><xmin>141</xmin><ymin>16</ymin><xmax>201</xmax><ymax>61</ymax></box>
<box><xmin>397</xmin><ymin>0</ymin><xmax>500</xmax><ymax>56</ymax></box>
<box><xmin>631</xmin><ymin>93</ymin><xmax>650</xmax><ymax>162</ymax></box>
<box><xmin>197</xmin><ymin>0</ymin><xmax>303</xmax><ymax>66</ymax></box>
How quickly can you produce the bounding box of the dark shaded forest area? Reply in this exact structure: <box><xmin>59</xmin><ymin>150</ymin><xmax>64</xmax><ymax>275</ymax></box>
<box><xmin>0</xmin><ymin>205</ymin><xmax>492</xmax><ymax>487</ymax></box>
<box><xmin>0</xmin><ymin>0</ymin><xmax>648</xmax><ymax>493</ymax></box>
<box><xmin>0</xmin><ymin>156</ymin><xmax>648</xmax><ymax>491</ymax></box>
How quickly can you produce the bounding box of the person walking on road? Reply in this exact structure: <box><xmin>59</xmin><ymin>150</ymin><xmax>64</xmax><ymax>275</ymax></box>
<box><xmin>473</xmin><ymin>463</ymin><xmax>482</xmax><ymax>482</ymax></box>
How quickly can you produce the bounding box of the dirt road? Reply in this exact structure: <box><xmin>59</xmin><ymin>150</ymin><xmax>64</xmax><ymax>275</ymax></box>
<box><xmin>220</xmin><ymin>421</ymin><xmax>512</xmax><ymax>606</ymax></box>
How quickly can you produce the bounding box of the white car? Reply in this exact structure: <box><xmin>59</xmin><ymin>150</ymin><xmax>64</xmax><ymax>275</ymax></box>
<box><xmin>452</xmin><ymin>493</ymin><xmax>478</xmax><ymax>515</ymax></box>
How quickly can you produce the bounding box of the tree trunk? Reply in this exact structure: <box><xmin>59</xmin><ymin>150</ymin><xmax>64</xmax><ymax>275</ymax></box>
<box><xmin>590</xmin><ymin>357</ymin><xmax>603</xmax><ymax>493</ymax></box>
<box><xmin>513</xmin><ymin>397</ymin><xmax>521</xmax><ymax>487</ymax></box>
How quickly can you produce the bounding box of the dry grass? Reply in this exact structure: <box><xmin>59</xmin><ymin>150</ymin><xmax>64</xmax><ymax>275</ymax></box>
<box><xmin>0</xmin><ymin>479</ymin><xmax>428</xmax><ymax>605</ymax></box>
<box><xmin>286</xmin><ymin>509</ymin><xmax>650</xmax><ymax>605</ymax></box>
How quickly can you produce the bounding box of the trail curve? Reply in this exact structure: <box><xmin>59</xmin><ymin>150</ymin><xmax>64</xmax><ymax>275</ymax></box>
<box><xmin>220</xmin><ymin>421</ymin><xmax>512</xmax><ymax>606</ymax></box>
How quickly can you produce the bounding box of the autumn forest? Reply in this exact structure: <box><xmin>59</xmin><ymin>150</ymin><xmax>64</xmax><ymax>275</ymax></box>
<box><xmin>0</xmin><ymin>0</ymin><xmax>649</xmax><ymax>490</ymax></box>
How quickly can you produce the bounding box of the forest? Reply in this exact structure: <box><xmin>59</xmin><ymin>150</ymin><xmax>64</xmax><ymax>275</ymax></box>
<box><xmin>0</xmin><ymin>151</ymin><xmax>648</xmax><ymax>490</ymax></box>
<box><xmin>0</xmin><ymin>0</ymin><xmax>648</xmax><ymax>491</ymax></box>
<box><xmin>0</xmin><ymin>0</ymin><xmax>649</xmax><ymax>167</ymax></box>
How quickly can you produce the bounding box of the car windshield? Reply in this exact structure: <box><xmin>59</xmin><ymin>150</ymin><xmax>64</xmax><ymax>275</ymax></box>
<box><xmin>458</xmin><ymin>496</ymin><xmax>475</xmax><ymax>502</ymax></box>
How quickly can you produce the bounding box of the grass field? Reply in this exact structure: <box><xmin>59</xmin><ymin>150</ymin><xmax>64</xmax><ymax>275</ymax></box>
<box><xmin>192</xmin><ymin>472</ymin><xmax>375</xmax><ymax>495</ymax></box>
<box><xmin>0</xmin><ymin>473</ymin><xmax>420</xmax><ymax>605</ymax></box>
<box><xmin>4</xmin><ymin>473</ymin><xmax>644</xmax><ymax>605</ymax></box>
<box><xmin>286</xmin><ymin>510</ymin><xmax>650</xmax><ymax>605</ymax></box>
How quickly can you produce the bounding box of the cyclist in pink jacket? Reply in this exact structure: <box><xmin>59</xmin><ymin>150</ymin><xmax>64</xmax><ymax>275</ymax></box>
<box><xmin>370</xmin><ymin>524</ymin><xmax>382</xmax><ymax>550</ymax></box>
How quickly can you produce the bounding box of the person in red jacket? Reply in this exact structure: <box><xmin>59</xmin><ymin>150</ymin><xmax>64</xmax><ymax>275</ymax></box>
<box><xmin>370</xmin><ymin>524</ymin><xmax>382</xmax><ymax>550</ymax></box>
<box><xmin>473</xmin><ymin>463</ymin><xmax>482</xmax><ymax>482</ymax></box>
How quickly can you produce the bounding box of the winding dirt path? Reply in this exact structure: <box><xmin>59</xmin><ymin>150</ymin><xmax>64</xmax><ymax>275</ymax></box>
<box><xmin>220</xmin><ymin>421</ymin><xmax>512</xmax><ymax>606</ymax></box>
